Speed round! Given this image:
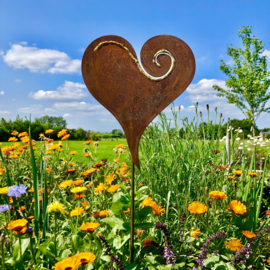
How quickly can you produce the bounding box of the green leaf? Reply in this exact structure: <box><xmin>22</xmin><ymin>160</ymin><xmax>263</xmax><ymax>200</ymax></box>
<box><xmin>71</xmin><ymin>235</ymin><xmax>84</xmax><ymax>252</ymax></box>
<box><xmin>101</xmin><ymin>216</ymin><xmax>126</xmax><ymax>232</ymax></box>
<box><xmin>204</xmin><ymin>256</ymin><xmax>220</xmax><ymax>268</ymax></box>
<box><xmin>126</xmin><ymin>263</ymin><xmax>139</xmax><ymax>270</ymax></box>
<box><xmin>134</xmin><ymin>223</ymin><xmax>154</xmax><ymax>230</ymax></box>
<box><xmin>61</xmin><ymin>249</ymin><xmax>72</xmax><ymax>259</ymax></box>
<box><xmin>12</xmin><ymin>239</ymin><xmax>30</xmax><ymax>262</ymax></box>
<box><xmin>110</xmin><ymin>202</ymin><xmax>123</xmax><ymax>215</ymax></box>
<box><xmin>135</xmin><ymin>206</ymin><xmax>152</xmax><ymax>222</ymax></box>
<box><xmin>113</xmin><ymin>234</ymin><xmax>130</xmax><ymax>249</ymax></box>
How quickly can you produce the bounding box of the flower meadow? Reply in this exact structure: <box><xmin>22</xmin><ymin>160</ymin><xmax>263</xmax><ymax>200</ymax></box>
<box><xmin>0</xmin><ymin>105</ymin><xmax>270</xmax><ymax>270</ymax></box>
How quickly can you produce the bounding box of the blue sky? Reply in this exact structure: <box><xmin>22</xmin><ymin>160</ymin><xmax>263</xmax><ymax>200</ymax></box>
<box><xmin>1</xmin><ymin>0</ymin><xmax>270</xmax><ymax>131</ymax></box>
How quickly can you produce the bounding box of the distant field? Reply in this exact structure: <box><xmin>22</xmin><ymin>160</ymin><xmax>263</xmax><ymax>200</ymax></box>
<box><xmin>0</xmin><ymin>139</ymin><xmax>129</xmax><ymax>164</ymax></box>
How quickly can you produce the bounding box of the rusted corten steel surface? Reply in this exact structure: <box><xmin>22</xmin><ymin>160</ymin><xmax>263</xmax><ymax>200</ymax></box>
<box><xmin>82</xmin><ymin>35</ymin><xmax>195</xmax><ymax>169</ymax></box>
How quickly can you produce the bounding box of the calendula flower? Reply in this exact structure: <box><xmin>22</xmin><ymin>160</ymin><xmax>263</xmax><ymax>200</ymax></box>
<box><xmin>1</xmin><ymin>146</ymin><xmax>12</xmax><ymax>155</ymax></box>
<box><xmin>45</xmin><ymin>129</ymin><xmax>54</xmax><ymax>134</ymax></box>
<box><xmin>73</xmin><ymin>180</ymin><xmax>84</xmax><ymax>186</ymax></box>
<box><xmin>70</xmin><ymin>151</ymin><xmax>77</xmax><ymax>155</ymax></box>
<box><xmin>55</xmin><ymin>256</ymin><xmax>81</xmax><ymax>270</ymax></box>
<box><xmin>18</xmin><ymin>132</ymin><xmax>28</xmax><ymax>138</ymax></box>
<box><xmin>267</xmin><ymin>257</ymin><xmax>270</xmax><ymax>266</ymax></box>
<box><xmin>94</xmin><ymin>183</ymin><xmax>108</xmax><ymax>194</ymax></box>
<box><xmin>46</xmin><ymin>151</ymin><xmax>52</xmax><ymax>155</ymax></box>
<box><xmin>39</xmin><ymin>133</ymin><xmax>45</xmax><ymax>140</ymax></box>
<box><xmin>82</xmin><ymin>201</ymin><xmax>89</xmax><ymax>208</ymax></box>
<box><xmin>93</xmin><ymin>212</ymin><xmax>99</xmax><ymax>218</ymax></box>
<box><xmin>32</xmin><ymin>196</ymin><xmax>42</xmax><ymax>202</ymax></box>
<box><xmin>47</xmin><ymin>201</ymin><xmax>65</xmax><ymax>215</ymax></box>
<box><xmin>248</xmin><ymin>172</ymin><xmax>258</xmax><ymax>177</ymax></box>
<box><xmin>114</xmin><ymin>158</ymin><xmax>120</xmax><ymax>163</ymax></box>
<box><xmin>233</xmin><ymin>170</ymin><xmax>242</xmax><ymax>176</ymax></box>
<box><xmin>219</xmin><ymin>165</ymin><xmax>226</xmax><ymax>171</ymax></box>
<box><xmin>209</xmin><ymin>191</ymin><xmax>227</xmax><ymax>199</ymax></box>
<box><xmin>242</xmin><ymin>231</ymin><xmax>256</xmax><ymax>239</ymax></box>
<box><xmin>123</xmin><ymin>208</ymin><xmax>130</xmax><ymax>214</ymax></box>
<box><xmin>0</xmin><ymin>169</ymin><xmax>5</xmax><ymax>175</ymax></box>
<box><xmin>227</xmin><ymin>200</ymin><xmax>247</xmax><ymax>215</ymax></box>
<box><xmin>8</xmin><ymin>219</ymin><xmax>28</xmax><ymax>231</ymax></box>
<box><xmin>59</xmin><ymin>180</ymin><xmax>74</xmax><ymax>189</ymax></box>
<box><xmin>46</xmin><ymin>167</ymin><xmax>53</xmax><ymax>173</ymax></box>
<box><xmin>0</xmin><ymin>187</ymin><xmax>10</xmax><ymax>195</ymax></box>
<box><xmin>49</xmin><ymin>144</ymin><xmax>59</xmax><ymax>151</ymax></box>
<box><xmin>8</xmin><ymin>137</ymin><xmax>18</xmax><ymax>142</ymax></box>
<box><xmin>68</xmin><ymin>162</ymin><xmax>75</xmax><ymax>167</ymax></box>
<box><xmin>84</xmin><ymin>140</ymin><xmax>92</xmax><ymax>145</ymax></box>
<box><xmin>190</xmin><ymin>229</ymin><xmax>201</xmax><ymax>240</ymax></box>
<box><xmin>71</xmin><ymin>187</ymin><xmax>87</xmax><ymax>194</ymax></box>
<box><xmin>11</xmin><ymin>130</ymin><xmax>18</xmax><ymax>136</ymax></box>
<box><xmin>115</xmin><ymin>144</ymin><xmax>125</xmax><ymax>149</ymax></box>
<box><xmin>81</xmin><ymin>168</ymin><xmax>97</xmax><ymax>176</ymax></box>
<box><xmin>143</xmin><ymin>239</ymin><xmax>152</xmax><ymax>247</ymax></box>
<box><xmin>136</xmin><ymin>229</ymin><xmax>145</xmax><ymax>237</ymax></box>
<box><xmin>107</xmin><ymin>185</ymin><xmax>120</xmax><ymax>193</ymax></box>
<box><xmin>70</xmin><ymin>207</ymin><xmax>86</xmax><ymax>217</ymax></box>
<box><xmin>93</xmin><ymin>141</ymin><xmax>99</xmax><ymax>148</ymax></box>
<box><xmin>19</xmin><ymin>206</ymin><xmax>26</xmax><ymax>211</ymax></box>
<box><xmin>228</xmin><ymin>176</ymin><xmax>234</xmax><ymax>180</ymax></box>
<box><xmin>28</xmin><ymin>216</ymin><xmax>34</xmax><ymax>220</ymax></box>
<box><xmin>80</xmin><ymin>222</ymin><xmax>100</xmax><ymax>233</ymax></box>
<box><xmin>57</xmin><ymin>129</ymin><xmax>68</xmax><ymax>138</ymax></box>
<box><xmin>99</xmin><ymin>210</ymin><xmax>110</xmax><ymax>217</ymax></box>
<box><xmin>93</xmin><ymin>163</ymin><xmax>103</xmax><ymax>168</ymax></box>
<box><xmin>266</xmin><ymin>210</ymin><xmax>270</xmax><ymax>216</ymax></box>
<box><xmin>225</xmin><ymin>239</ymin><xmax>244</xmax><ymax>251</ymax></box>
<box><xmin>61</xmin><ymin>134</ymin><xmax>71</xmax><ymax>141</ymax></box>
<box><xmin>13</xmin><ymin>227</ymin><xmax>27</xmax><ymax>235</ymax></box>
<box><xmin>21</xmin><ymin>136</ymin><xmax>30</xmax><ymax>143</ymax></box>
<box><xmin>151</xmin><ymin>202</ymin><xmax>165</xmax><ymax>216</ymax></box>
<box><xmin>73</xmin><ymin>252</ymin><xmax>96</xmax><ymax>264</ymax></box>
<box><xmin>65</xmin><ymin>169</ymin><xmax>76</xmax><ymax>173</ymax></box>
<box><xmin>106</xmin><ymin>173</ymin><xmax>116</xmax><ymax>185</ymax></box>
<box><xmin>74</xmin><ymin>194</ymin><xmax>86</xmax><ymax>199</ymax></box>
<box><xmin>188</xmin><ymin>202</ymin><xmax>208</xmax><ymax>214</ymax></box>
<box><xmin>83</xmin><ymin>153</ymin><xmax>91</xmax><ymax>158</ymax></box>
<box><xmin>140</xmin><ymin>197</ymin><xmax>153</xmax><ymax>207</ymax></box>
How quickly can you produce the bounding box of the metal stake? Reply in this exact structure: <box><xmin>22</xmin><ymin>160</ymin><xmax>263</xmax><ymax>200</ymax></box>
<box><xmin>129</xmin><ymin>161</ymin><xmax>135</xmax><ymax>263</ymax></box>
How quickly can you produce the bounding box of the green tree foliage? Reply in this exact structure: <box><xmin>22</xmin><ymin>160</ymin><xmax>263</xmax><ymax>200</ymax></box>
<box><xmin>213</xmin><ymin>26</ymin><xmax>270</xmax><ymax>136</ymax></box>
<box><xmin>34</xmin><ymin>115</ymin><xmax>67</xmax><ymax>127</ymax></box>
<box><xmin>111</xmin><ymin>129</ymin><xmax>123</xmax><ymax>136</ymax></box>
<box><xmin>74</xmin><ymin>128</ymin><xmax>86</xmax><ymax>140</ymax></box>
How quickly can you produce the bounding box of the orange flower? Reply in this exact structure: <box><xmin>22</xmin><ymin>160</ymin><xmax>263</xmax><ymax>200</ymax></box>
<box><xmin>227</xmin><ymin>200</ymin><xmax>247</xmax><ymax>215</ymax></box>
<box><xmin>105</xmin><ymin>173</ymin><xmax>116</xmax><ymax>185</ymax></box>
<box><xmin>188</xmin><ymin>202</ymin><xmax>208</xmax><ymax>214</ymax></box>
<box><xmin>18</xmin><ymin>132</ymin><xmax>28</xmax><ymax>138</ymax></box>
<box><xmin>45</xmin><ymin>129</ymin><xmax>53</xmax><ymax>134</ymax></box>
<box><xmin>70</xmin><ymin>207</ymin><xmax>86</xmax><ymax>217</ymax></box>
<box><xmin>55</xmin><ymin>256</ymin><xmax>81</xmax><ymax>270</ymax></box>
<box><xmin>136</xmin><ymin>229</ymin><xmax>145</xmax><ymax>237</ymax></box>
<box><xmin>190</xmin><ymin>229</ymin><xmax>201</xmax><ymax>240</ymax></box>
<box><xmin>242</xmin><ymin>231</ymin><xmax>256</xmax><ymax>239</ymax></box>
<box><xmin>219</xmin><ymin>165</ymin><xmax>226</xmax><ymax>171</ymax></box>
<box><xmin>28</xmin><ymin>189</ymin><xmax>34</xmax><ymax>193</ymax></box>
<box><xmin>73</xmin><ymin>252</ymin><xmax>96</xmax><ymax>264</ymax></box>
<box><xmin>267</xmin><ymin>257</ymin><xmax>270</xmax><ymax>266</ymax></box>
<box><xmin>1</xmin><ymin>146</ymin><xmax>12</xmax><ymax>155</ymax></box>
<box><xmin>59</xmin><ymin>180</ymin><xmax>73</xmax><ymax>189</ymax></box>
<box><xmin>93</xmin><ymin>212</ymin><xmax>99</xmax><ymax>218</ymax></box>
<box><xmin>114</xmin><ymin>158</ymin><xmax>120</xmax><ymax>163</ymax></box>
<box><xmin>83</xmin><ymin>153</ymin><xmax>92</xmax><ymax>158</ymax></box>
<box><xmin>99</xmin><ymin>210</ymin><xmax>110</xmax><ymax>218</ymax></box>
<box><xmin>13</xmin><ymin>227</ymin><xmax>27</xmax><ymax>235</ymax></box>
<box><xmin>228</xmin><ymin>176</ymin><xmax>234</xmax><ymax>180</ymax></box>
<box><xmin>46</xmin><ymin>167</ymin><xmax>53</xmax><ymax>173</ymax></box>
<box><xmin>233</xmin><ymin>170</ymin><xmax>242</xmax><ymax>176</ymax></box>
<box><xmin>8</xmin><ymin>137</ymin><xmax>18</xmax><ymax>142</ymax></box>
<box><xmin>32</xmin><ymin>196</ymin><xmax>42</xmax><ymax>202</ymax></box>
<box><xmin>19</xmin><ymin>206</ymin><xmax>26</xmax><ymax>211</ymax></box>
<box><xmin>140</xmin><ymin>197</ymin><xmax>153</xmax><ymax>207</ymax></box>
<box><xmin>82</xmin><ymin>201</ymin><xmax>89</xmax><ymax>208</ymax></box>
<box><xmin>61</xmin><ymin>134</ymin><xmax>71</xmax><ymax>141</ymax></box>
<box><xmin>73</xmin><ymin>180</ymin><xmax>84</xmax><ymax>186</ymax></box>
<box><xmin>80</xmin><ymin>222</ymin><xmax>100</xmax><ymax>233</ymax></box>
<box><xmin>49</xmin><ymin>144</ymin><xmax>59</xmax><ymax>151</ymax></box>
<box><xmin>116</xmin><ymin>144</ymin><xmax>125</xmax><ymax>149</ymax></box>
<box><xmin>8</xmin><ymin>219</ymin><xmax>28</xmax><ymax>231</ymax></box>
<box><xmin>57</xmin><ymin>129</ymin><xmax>67</xmax><ymax>138</ymax></box>
<box><xmin>143</xmin><ymin>239</ymin><xmax>152</xmax><ymax>247</ymax></box>
<box><xmin>209</xmin><ymin>191</ymin><xmax>227</xmax><ymax>200</ymax></box>
<box><xmin>70</xmin><ymin>151</ymin><xmax>77</xmax><ymax>155</ymax></box>
<box><xmin>94</xmin><ymin>183</ymin><xmax>108</xmax><ymax>194</ymax></box>
<box><xmin>81</xmin><ymin>168</ymin><xmax>97</xmax><ymax>176</ymax></box>
<box><xmin>84</xmin><ymin>140</ymin><xmax>92</xmax><ymax>145</ymax></box>
<box><xmin>28</xmin><ymin>216</ymin><xmax>34</xmax><ymax>220</ymax></box>
<box><xmin>11</xmin><ymin>130</ymin><xmax>18</xmax><ymax>136</ymax></box>
<box><xmin>74</xmin><ymin>194</ymin><xmax>86</xmax><ymax>199</ymax></box>
<box><xmin>71</xmin><ymin>187</ymin><xmax>87</xmax><ymax>194</ymax></box>
<box><xmin>266</xmin><ymin>210</ymin><xmax>270</xmax><ymax>216</ymax></box>
<box><xmin>151</xmin><ymin>202</ymin><xmax>165</xmax><ymax>216</ymax></box>
<box><xmin>65</xmin><ymin>169</ymin><xmax>76</xmax><ymax>173</ymax></box>
<box><xmin>123</xmin><ymin>208</ymin><xmax>130</xmax><ymax>214</ymax></box>
<box><xmin>107</xmin><ymin>185</ymin><xmax>120</xmax><ymax>193</ymax></box>
<box><xmin>0</xmin><ymin>169</ymin><xmax>5</xmax><ymax>175</ymax></box>
<box><xmin>46</xmin><ymin>151</ymin><xmax>52</xmax><ymax>155</ymax></box>
<box><xmin>248</xmin><ymin>172</ymin><xmax>258</xmax><ymax>177</ymax></box>
<box><xmin>68</xmin><ymin>162</ymin><xmax>75</xmax><ymax>167</ymax></box>
<box><xmin>225</xmin><ymin>239</ymin><xmax>244</xmax><ymax>251</ymax></box>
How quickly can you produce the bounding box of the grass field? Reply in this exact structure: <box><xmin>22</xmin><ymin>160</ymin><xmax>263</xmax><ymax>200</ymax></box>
<box><xmin>0</xmin><ymin>139</ymin><xmax>129</xmax><ymax>164</ymax></box>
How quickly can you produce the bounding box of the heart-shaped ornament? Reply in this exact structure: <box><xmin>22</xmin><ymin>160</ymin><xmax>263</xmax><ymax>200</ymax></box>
<box><xmin>82</xmin><ymin>35</ymin><xmax>195</xmax><ymax>169</ymax></box>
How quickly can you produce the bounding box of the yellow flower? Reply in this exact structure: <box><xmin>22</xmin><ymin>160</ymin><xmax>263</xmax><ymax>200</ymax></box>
<box><xmin>228</xmin><ymin>176</ymin><xmax>234</xmax><ymax>180</ymax></box>
<box><xmin>46</xmin><ymin>151</ymin><xmax>52</xmax><ymax>155</ymax></box>
<box><xmin>233</xmin><ymin>170</ymin><xmax>242</xmax><ymax>176</ymax></box>
<box><xmin>55</xmin><ymin>256</ymin><xmax>81</xmax><ymax>270</ymax></box>
<box><xmin>59</xmin><ymin>180</ymin><xmax>74</xmax><ymax>189</ymax></box>
<box><xmin>151</xmin><ymin>202</ymin><xmax>165</xmax><ymax>216</ymax></box>
<box><xmin>1</xmin><ymin>146</ymin><xmax>12</xmax><ymax>155</ymax></box>
<box><xmin>47</xmin><ymin>201</ymin><xmax>65</xmax><ymax>215</ymax></box>
<box><xmin>99</xmin><ymin>210</ymin><xmax>110</xmax><ymax>218</ymax></box>
<box><xmin>70</xmin><ymin>207</ymin><xmax>86</xmax><ymax>217</ymax></box>
<box><xmin>11</xmin><ymin>130</ymin><xmax>18</xmax><ymax>136</ymax></box>
<box><xmin>73</xmin><ymin>252</ymin><xmax>96</xmax><ymax>264</ymax></box>
<box><xmin>0</xmin><ymin>187</ymin><xmax>10</xmax><ymax>194</ymax></box>
<box><xmin>242</xmin><ymin>230</ymin><xmax>256</xmax><ymax>239</ymax></box>
<box><xmin>188</xmin><ymin>202</ymin><xmax>208</xmax><ymax>214</ymax></box>
<box><xmin>190</xmin><ymin>229</ymin><xmax>201</xmax><ymax>240</ymax></box>
<box><xmin>83</xmin><ymin>153</ymin><xmax>92</xmax><ymax>158</ymax></box>
<box><xmin>13</xmin><ymin>226</ymin><xmax>27</xmax><ymax>235</ymax></box>
<box><xmin>45</xmin><ymin>129</ymin><xmax>54</xmax><ymax>134</ymax></box>
<box><xmin>80</xmin><ymin>222</ymin><xmax>100</xmax><ymax>233</ymax></box>
<box><xmin>94</xmin><ymin>183</ymin><xmax>108</xmax><ymax>194</ymax></box>
<box><xmin>57</xmin><ymin>129</ymin><xmax>68</xmax><ymax>138</ymax></box>
<box><xmin>228</xmin><ymin>200</ymin><xmax>247</xmax><ymax>215</ymax></box>
<box><xmin>115</xmin><ymin>144</ymin><xmax>125</xmax><ymax>149</ymax></box>
<box><xmin>140</xmin><ymin>197</ymin><xmax>153</xmax><ymax>207</ymax></box>
<box><xmin>61</xmin><ymin>134</ymin><xmax>71</xmax><ymax>141</ymax></box>
<box><xmin>225</xmin><ymin>239</ymin><xmax>244</xmax><ymax>251</ymax></box>
<box><xmin>28</xmin><ymin>216</ymin><xmax>34</xmax><ymax>220</ymax></box>
<box><xmin>71</xmin><ymin>187</ymin><xmax>87</xmax><ymax>194</ymax></box>
<box><xmin>84</xmin><ymin>140</ymin><xmax>92</xmax><ymax>145</ymax></box>
<box><xmin>114</xmin><ymin>158</ymin><xmax>120</xmax><ymax>163</ymax></box>
<box><xmin>209</xmin><ymin>191</ymin><xmax>227</xmax><ymax>199</ymax></box>
<box><xmin>49</xmin><ymin>144</ymin><xmax>59</xmax><ymax>151</ymax></box>
<box><xmin>8</xmin><ymin>219</ymin><xmax>28</xmax><ymax>231</ymax></box>
<box><xmin>107</xmin><ymin>185</ymin><xmax>120</xmax><ymax>193</ymax></box>
<box><xmin>18</xmin><ymin>132</ymin><xmax>28</xmax><ymax>138</ymax></box>
<box><xmin>106</xmin><ymin>173</ymin><xmax>116</xmax><ymax>185</ymax></box>
<box><xmin>70</xmin><ymin>151</ymin><xmax>77</xmax><ymax>155</ymax></box>
<box><xmin>8</xmin><ymin>137</ymin><xmax>18</xmax><ymax>142</ymax></box>
<box><xmin>248</xmin><ymin>172</ymin><xmax>258</xmax><ymax>177</ymax></box>
<box><xmin>267</xmin><ymin>257</ymin><xmax>270</xmax><ymax>266</ymax></box>
<box><xmin>21</xmin><ymin>136</ymin><xmax>30</xmax><ymax>143</ymax></box>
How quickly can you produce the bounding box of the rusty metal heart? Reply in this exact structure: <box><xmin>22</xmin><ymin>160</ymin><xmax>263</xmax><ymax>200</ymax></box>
<box><xmin>82</xmin><ymin>35</ymin><xmax>195</xmax><ymax>169</ymax></box>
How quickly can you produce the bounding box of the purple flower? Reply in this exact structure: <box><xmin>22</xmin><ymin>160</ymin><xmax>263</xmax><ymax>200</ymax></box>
<box><xmin>0</xmin><ymin>204</ymin><xmax>10</xmax><ymax>213</ymax></box>
<box><xmin>206</xmin><ymin>104</ymin><xmax>209</xmax><ymax>109</ymax></box>
<box><xmin>220</xmin><ymin>113</ymin><xmax>223</xmax><ymax>117</ymax></box>
<box><xmin>191</xmin><ymin>144</ymin><xmax>193</xmax><ymax>150</ymax></box>
<box><xmin>7</xmin><ymin>184</ymin><xmax>27</xmax><ymax>198</ymax></box>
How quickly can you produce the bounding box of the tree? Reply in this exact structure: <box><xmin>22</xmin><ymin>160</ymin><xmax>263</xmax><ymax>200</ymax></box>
<box><xmin>35</xmin><ymin>115</ymin><xmax>67</xmax><ymax>127</ymax></box>
<box><xmin>74</xmin><ymin>128</ymin><xmax>86</xmax><ymax>140</ymax></box>
<box><xmin>111</xmin><ymin>129</ymin><xmax>123</xmax><ymax>136</ymax></box>
<box><xmin>213</xmin><ymin>26</ymin><xmax>270</xmax><ymax>137</ymax></box>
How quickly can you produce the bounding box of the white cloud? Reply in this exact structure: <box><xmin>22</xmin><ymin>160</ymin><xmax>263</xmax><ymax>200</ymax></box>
<box><xmin>20</xmin><ymin>41</ymin><xmax>28</xmax><ymax>45</ymax></box>
<box><xmin>164</xmin><ymin>106</ymin><xmax>184</xmax><ymax>112</ymax></box>
<box><xmin>29</xmin><ymin>81</ymin><xmax>87</xmax><ymax>101</ymax></box>
<box><xmin>0</xmin><ymin>91</ymin><xmax>4</xmax><ymax>95</ymax></box>
<box><xmin>262</xmin><ymin>49</ymin><xmax>270</xmax><ymax>58</ymax></box>
<box><xmin>186</xmin><ymin>79</ymin><xmax>227</xmax><ymax>103</ymax></box>
<box><xmin>15</xmin><ymin>79</ymin><xmax>21</xmax><ymax>82</ymax></box>
<box><xmin>63</xmin><ymin>113</ymin><xmax>71</xmax><ymax>118</ymax></box>
<box><xmin>54</xmin><ymin>102</ymin><xmax>103</xmax><ymax>111</ymax></box>
<box><xmin>100</xmin><ymin>119</ymin><xmax>116</xmax><ymax>122</ymax></box>
<box><xmin>0</xmin><ymin>111</ymin><xmax>10</xmax><ymax>114</ymax></box>
<box><xmin>17</xmin><ymin>105</ymin><xmax>54</xmax><ymax>114</ymax></box>
<box><xmin>2</xmin><ymin>43</ymin><xmax>81</xmax><ymax>74</ymax></box>
<box><xmin>197</xmin><ymin>56</ymin><xmax>208</xmax><ymax>62</ymax></box>
<box><xmin>0</xmin><ymin>50</ymin><xmax>4</xmax><ymax>56</ymax></box>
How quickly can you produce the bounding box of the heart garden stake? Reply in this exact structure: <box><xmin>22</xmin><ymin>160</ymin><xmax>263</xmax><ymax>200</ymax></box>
<box><xmin>81</xmin><ymin>35</ymin><xmax>196</xmax><ymax>263</ymax></box>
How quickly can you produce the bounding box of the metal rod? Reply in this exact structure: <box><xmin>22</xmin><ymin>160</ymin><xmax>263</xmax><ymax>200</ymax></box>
<box><xmin>129</xmin><ymin>161</ymin><xmax>135</xmax><ymax>263</ymax></box>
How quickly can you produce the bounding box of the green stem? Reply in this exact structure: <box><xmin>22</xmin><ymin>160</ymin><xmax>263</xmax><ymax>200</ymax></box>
<box><xmin>29</xmin><ymin>236</ymin><xmax>36</xmax><ymax>265</ymax></box>
<box><xmin>18</xmin><ymin>233</ymin><xmax>23</xmax><ymax>266</ymax></box>
<box><xmin>89</xmin><ymin>233</ymin><xmax>92</xmax><ymax>252</ymax></box>
<box><xmin>54</xmin><ymin>213</ymin><xmax>57</xmax><ymax>259</ymax></box>
<box><xmin>1</xmin><ymin>243</ymin><xmax>5</xmax><ymax>270</ymax></box>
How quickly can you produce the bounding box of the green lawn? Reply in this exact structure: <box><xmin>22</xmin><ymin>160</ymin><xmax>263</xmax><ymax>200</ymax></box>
<box><xmin>0</xmin><ymin>139</ymin><xmax>129</xmax><ymax>164</ymax></box>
